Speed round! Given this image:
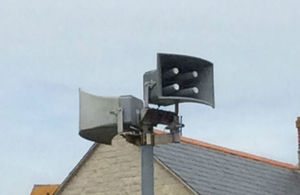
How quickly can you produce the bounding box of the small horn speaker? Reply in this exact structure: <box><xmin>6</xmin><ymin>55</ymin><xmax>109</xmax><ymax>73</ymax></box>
<box><xmin>144</xmin><ymin>53</ymin><xmax>214</xmax><ymax>107</ymax></box>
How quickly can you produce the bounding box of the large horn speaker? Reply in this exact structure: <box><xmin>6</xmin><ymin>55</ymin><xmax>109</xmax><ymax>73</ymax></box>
<box><xmin>79</xmin><ymin>90</ymin><xmax>143</xmax><ymax>144</ymax></box>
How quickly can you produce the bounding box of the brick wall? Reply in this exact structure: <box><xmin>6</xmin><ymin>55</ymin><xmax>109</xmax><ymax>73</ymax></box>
<box><xmin>55</xmin><ymin>136</ymin><xmax>194</xmax><ymax>195</ymax></box>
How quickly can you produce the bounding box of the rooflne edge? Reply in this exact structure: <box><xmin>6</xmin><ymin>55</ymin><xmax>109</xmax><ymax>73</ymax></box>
<box><xmin>54</xmin><ymin>143</ymin><xmax>100</xmax><ymax>195</ymax></box>
<box><xmin>181</xmin><ymin>135</ymin><xmax>297</xmax><ymax>170</ymax></box>
<box><xmin>53</xmin><ymin>138</ymin><xmax>199</xmax><ymax>195</ymax></box>
<box><xmin>154</xmin><ymin>156</ymin><xmax>199</xmax><ymax>195</ymax></box>
<box><xmin>54</xmin><ymin>131</ymin><xmax>298</xmax><ymax>194</ymax></box>
<box><xmin>154</xmin><ymin>130</ymin><xmax>297</xmax><ymax>170</ymax></box>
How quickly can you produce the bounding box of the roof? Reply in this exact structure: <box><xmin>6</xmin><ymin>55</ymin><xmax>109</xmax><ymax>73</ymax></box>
<box><xmin>54</xmin><ymin>133</ymin><xmax>300</xmax><ymax>195</ymax></box>
<box><xmin>54</xmin><ymin>143</ymin><xmax>98</xmax><ymax>194</ymax></box>
<box><xmin>155</xmin><ymin>130</ymin><xmax>297</xmax><ymax>170</ymax></box>
<box><xmin>155</xmin><ymin>138</ymin><xmax>300</xmax><ymax>195</ymax></box>
<box><xmin>30</xmin><ymin>185</ymin><xmax>59</xmax><ymax>195</ymax></box>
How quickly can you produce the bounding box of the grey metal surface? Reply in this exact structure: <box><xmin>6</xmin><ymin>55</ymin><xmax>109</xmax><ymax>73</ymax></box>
<box><xmin>79</xmin><ymin>90</ymin><xmax>119</xmax><ymax>132</ymax></box>
<box><xmin>142</xmin><ymin>145</ymin><xmax>154</xmax><ymax>195</ymax></box>
<box><xmin>79</xmin><ymin>90</ymin><xmax>143</xmax><ymax>144</ymax></box>
<box><xmin>154</xmin><ymin>143</ymin><xmax>300</xmax><ymax>195</ymax></box>
<box><xmin>79</xmin><ymin>90</ymin><xmax>119</xmax><ymax>144</ymax></box>
<box><xmin>143</xmin><ymin>53</ymin><xmax>214</xmax><ymax>107</ymax></box>
<box><xmin>120</xmin><ymin>95</ymin><xmax>143</xmax><ymax>127</ymax></box>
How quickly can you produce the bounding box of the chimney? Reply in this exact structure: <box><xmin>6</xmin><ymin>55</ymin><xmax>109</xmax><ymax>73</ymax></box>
<box><xmin>296</xmin><ymin>117</ymin><xmax>300</xmax><ymax>168</ymax></box>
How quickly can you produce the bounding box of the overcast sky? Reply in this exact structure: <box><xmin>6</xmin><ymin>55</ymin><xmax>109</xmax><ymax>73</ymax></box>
<box><xmin>1</xmin><ymin>0</ymin><xmax>300</xmax><ymax>194</ymax></box>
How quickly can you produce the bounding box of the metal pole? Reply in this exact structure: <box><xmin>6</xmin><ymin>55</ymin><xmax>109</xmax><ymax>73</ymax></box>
<box><xmin>141</xmin><ymin>144</ymin><xmax>154</xmax><ymax>195</ymax></box>
<box><xmin>175</xmin><ymin>102</ymin><xmax>179</xmax><ymax>115</ymax></box>
<box><xmin>142</xmin><ymin>82</ymin><xmax>155</xmax><ymax>195</ymax></box>
<box><xmin>143</xmin><ymin>80</ymin><xmax>156</xmax><ymax>108</ymax></box>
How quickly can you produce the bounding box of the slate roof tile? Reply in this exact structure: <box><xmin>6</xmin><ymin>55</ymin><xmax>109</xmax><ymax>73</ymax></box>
<box><xmin>154</xmin><ymin>142</ymin><xmax>300</xmax><ymax>195</ymax></box>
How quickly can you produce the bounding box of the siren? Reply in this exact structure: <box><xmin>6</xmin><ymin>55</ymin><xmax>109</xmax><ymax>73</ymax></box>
<box><xmin>79</xmin><ymin>90</ymin><xmax>143</xmax><ymax>144</ymax></box>
<box><xmin>143</xmin><ymin>53</ymin><xmax>214</xmax><ymax>107</ymax></box>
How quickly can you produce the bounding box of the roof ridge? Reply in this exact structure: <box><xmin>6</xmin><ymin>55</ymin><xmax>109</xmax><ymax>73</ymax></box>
<box><xmin>154</xmin><ymin>130</ymin><xmax>298</xmax><ymax>170</ymax></box>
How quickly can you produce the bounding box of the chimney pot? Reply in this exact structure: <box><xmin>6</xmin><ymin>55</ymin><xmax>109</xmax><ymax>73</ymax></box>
<box><xmin>296</xmin><ymin>117</ymin><xmax>300</xmax><ymax>168</ymax></box>
<box><xmin>297</xmin><ymin>117</ymin><xmax>300</xmax><ymax>129</ymax></box>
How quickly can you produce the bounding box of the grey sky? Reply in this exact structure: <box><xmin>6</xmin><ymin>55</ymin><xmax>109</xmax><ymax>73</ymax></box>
<box><xmin>1</xmin><ymin>0</ymin><xmax>300</xmax><ymax>194</ymax></box>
